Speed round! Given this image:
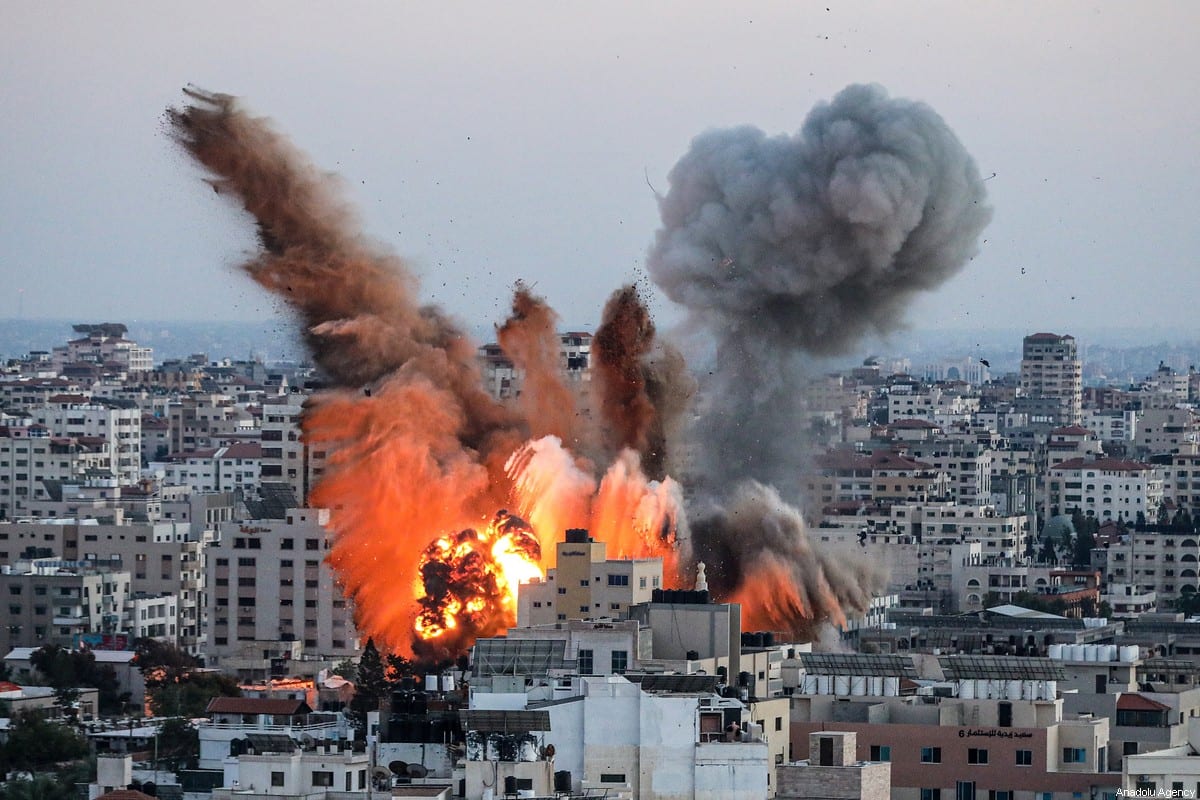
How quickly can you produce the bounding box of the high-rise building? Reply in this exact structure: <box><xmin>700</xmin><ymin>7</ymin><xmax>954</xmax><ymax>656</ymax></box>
<box><xmin>1020</xmin><ymin>332</ymin><xmax>1082</xmax><ymax>425</ymax></box>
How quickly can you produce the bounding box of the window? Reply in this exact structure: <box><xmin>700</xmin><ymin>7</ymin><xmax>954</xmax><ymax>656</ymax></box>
<box><xmin>607</xmin><ymin>574</ymin><xmax>629</xmax><ymax>586</ymax></box>
<box><xmin>968</xmin><ymin>748</ymin><xmax>988</xmax><ymax>765</ymax></box>
<box><xmin>611</xmin><ymin>650</ymin><xmax>628</xmax><ymax>673</ymax></box>
<box><xmin>1062</xmin><ymin>747</ymin><xmax>1086</xmax><ymax>764</ymax></box>
<box><xmin>305</xmin><ymin>539</ymin><xmax>319</xmax><ymax>550</ymax></box>
<box><xmin>869</xmin><ymin>745</ymin><xmax>891</xmax><ymax>762</ymax></box>
<box><xmin>271</xmin><ymin>772</ymin><xmax>285</xmax><ymax>787</ymax></box>
<box><xmin>599</xmin><ymin>774</ymin><xmax>626</xmax><ymax>784</ymax></box>
<box><xmin>1015</xmin><ymin>749</ymin><xmax>1032</xmax><ymax>766</ymax></box>
<box><xmin>988</xmin><ymin>792</ymin><xmax>1011</xmax><ymax>800</ymax></box>
<box><xmin>311</xmin><ymin>771</ymin><xmax>334</xmax><ymax>787</ymax></box>
<box><xmin>922</xmin><ymin>790</ymin><xmax>942</xmax><ymax>800</ymax></box>
<box><xmin>921</xmin><ymin>747</ymin><xmax>942</xmax><ymax>763</ymax></box>
<box><xmin>237</xmin><ymin>557</ymin><xmax>255</xmax><ymax>566</ymax></box>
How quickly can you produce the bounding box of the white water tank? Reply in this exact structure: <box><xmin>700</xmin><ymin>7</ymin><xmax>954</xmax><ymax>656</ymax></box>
<box><xmin>959</xmin><ymin>680</ymin><xmax>976</xmax><ymax>699</ymax></box>
<box><xmin>442</xmin><ymin>674</ymin><xmax>456</xmax><ymax>691</ymax></box>
<box><xmin>1084</xmin><ymin>645</ymin><xmax>1099</xmax><ymax>662</ymax></box>
<box><xmin>817</xmin><ymin>675</ymin><xmax>832</xmax><ymax>695</ymax></box>
<box><xmin>851</xmin><ymin>676</ymin><xmax>867</xmax><ymax>696</ymax></box>
<box><xmin>1048</xmin><ymin>644</ymin><xmax>1064</xmax><ymax>659</ymax></box>
<box><xmin>425</xmin><ymin>675</ymin><xmax>439</xmax><ymax>691</ymax></box>
<box><xmin>1021</xmin><ymin>680</ymin><xmax>1035</xmax><ymax>700</ymax></box>
<box><xmin>884</xmin><ymin>677</ymin><xmax>900</xmax><ymax>697</ymax></box>
<box><xmin>834</xmin><ymin>676</ymin><xmax>851</xmax><ymax>696</ymax></box>
<box><xmin>1105</xmin><ymin>645</ymin><xmax>1119</xmax><ymax>662</ymax></box>
<box><xmin>803</xmin><ymin>675</ymin><xmax>819</xmax><ymax>694</ymax></box>
<box><xmin>1120</xmin><ymin>645</ymin><xmax>1140</xmax><ymax>663</ymax></box>
<box><xmin>1070</xmin><ymin>644</ymin><xmax>1085</xmax><ymax>661</ymax></box>
<box><xmin>991</xmin><ymin>679</ymin><xmax>1005</xmax><ymax>699</ymax></box>
<box><xmin>1043</xmin><ymin>680</ymin><xmax>1058</xmax><ymax>700</ymax></box>
<box><xmin>1006</xmin><ymin>680</ymin><xmax>1023</xmax><ymax>700</ymax></box>
<box><xmin>869</xmin><ymin>677</ymin><xmax>884</xmax><ymax>696</ymax></box>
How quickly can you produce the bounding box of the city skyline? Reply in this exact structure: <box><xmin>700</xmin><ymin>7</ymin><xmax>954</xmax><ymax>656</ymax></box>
<box><xmin>3</xmin><ymin>3</ymin><xmax>1199</xmax><ymax>340</ymax></box>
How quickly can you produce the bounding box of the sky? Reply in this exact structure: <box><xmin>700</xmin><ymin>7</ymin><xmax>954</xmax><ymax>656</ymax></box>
<box><xmin>2</xmin><ymin>2</ymin><xmax>1198</xmax><ymax>341</ymax></box>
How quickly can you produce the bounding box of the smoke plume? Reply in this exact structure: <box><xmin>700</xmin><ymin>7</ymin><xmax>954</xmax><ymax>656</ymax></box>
<box><xmin>170</xmin><ymin>82</ymin><xmax>988</xmax><ymax>653</ymax></box>
<box><xmin>648</xmin><ymin>83</ymin><xmax>991</xmax><ymax>626</ymax></box>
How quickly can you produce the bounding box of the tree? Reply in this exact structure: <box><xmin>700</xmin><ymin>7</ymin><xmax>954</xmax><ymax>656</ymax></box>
<box><xmin>1072</xmin><ymin>530</ymin><xmax>1097</xmax><ymax>569</ymax></box>
<box><xmin>148</xmin><ymin>672</ymin><xmax>240</xmax><ymax>718</ymax></box>
<box><xmin>1039</xmin><ymin>537</ymin><xmax>1058</xmax><ymax>564</ymax></box>
<box><xmin>329</xmin><ymin>658</ymin><xmax>358</xmax><ymax>681</ymax></box>
<box><xmin>28</xmin><ymin>645</ymin><xmax>123</xmax><ymax>716</ymax></box>
<box><xmin>1</xmin><ymin>710</ymin><xmax>90</xmax><ymax>773</ymax></box>
<box><xmin>347</xmin><ymin>639</ymin><xmax>388</xmax><ymax>739</ymax></box>
<box><xmin>155</xmin><ymin>717</ymin><xmax>200</xmax><ymax>773</ymax></box>
<box><xmin>134</xmin><ymin>639</ymin><xmax>197</xmax><ymax>689</ymax></box>
<box><xmin>384</xmin><ymin>652</ymin><xmax>414</xmax><ymax>694</ymax></box>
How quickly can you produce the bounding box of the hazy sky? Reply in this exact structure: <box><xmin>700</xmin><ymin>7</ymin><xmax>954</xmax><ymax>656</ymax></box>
<box><xmin>2</xmin><ymin>2</ymin><xmax>1198</xmax><ymax>339</ymax></box>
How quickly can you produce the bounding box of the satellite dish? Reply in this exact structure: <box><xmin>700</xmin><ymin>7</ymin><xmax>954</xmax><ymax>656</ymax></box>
<box><xmin>300</xmin><ymin>733</ymin><xmax>316</xmax><ymax>749</ymax></box>
<box><xmin>407</xmin><ymin>764</ymin><xmax>428</xmax><ymax>778</ymax></box>
<box><xmin>371</xmin><ymin>767</ymin><xmax>391</xmax><ymax>780</ymax></box>
<box><xmin>388</xmin><ymin>760</ymin><xmax>408</xmax><ymax>776</ymax></box>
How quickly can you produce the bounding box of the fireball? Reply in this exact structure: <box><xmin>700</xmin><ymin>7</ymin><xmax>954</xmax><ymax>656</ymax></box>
<box><xmin>414</xmin><ymin>511</ymin><xmax>542</xmax><ymax>650</ymax></box>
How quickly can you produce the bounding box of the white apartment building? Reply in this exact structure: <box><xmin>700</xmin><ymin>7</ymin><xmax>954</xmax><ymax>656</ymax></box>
<box><xmin>1105</xmin><ymin>529</ymin><xmax>1200</xmax><ymax>604</ymax></box>
<box><xmin>206</xmin><ymin>509</ymin><xmax>357</xmax><ymax>678</ymax></box>
<box><xmin>128</xmin><ymin>592</ymin><xmax>179</xmax><ymax>641</ymax></box>
<box><xmin>1137</xmin><ymin>408</ymin><xmax>1200</xmax><ymax>457</ymax></box>
<box><xmin>467</xmin><ymin>675</ymin><xmax>771</xmax><ymax>800</ymax></box>
<box><xmin>1082</xmin><ymin>409</ymin><xmax>1139</xmax><ymax>446</ymax></box>
<box><xmin>886</xmin><ymin>385</ymin><xmax>980</xmax><ymax>427</ymax></box>
<box><xmin>1048</xmin><ymin>458</ymin><xmax>1164</xmax><ymax>522</ymax></box>
<box><xmin>33</xmin><ymin>401</ymin><xmax>141</xmax><ymax>483</ymax></box>
<box><xmin>0</xmin><ymin>556</ymin><xmax>132</xmax><ymax>654</ymax></box>
<box><xmin>1021</xmin><ymin>332</ymin><xmax>1083</xmax><ymax>425</ymax></box>
<box><xmin>51</xmin><ymin>325</ymin><xmax>153</xmax><ymax>374</ymax></box>
<box><xmin>0</xmin><ymin>424</ymin><xmax>110</xmax><ymax>520</ymax></box>
<box><xmin>259</xmin><ymin>396</ymin><xmax>324</xmax><ymax>506</ymax></box>
<box><xmin>1163</xmin><ymin>444</ymin><xmax>1200</xmax><ymax>519</ymax></box>
<box><xmin>157</xmin><ymin>442</ymin><xmax>263</xmax><ymax>498</ymax></box>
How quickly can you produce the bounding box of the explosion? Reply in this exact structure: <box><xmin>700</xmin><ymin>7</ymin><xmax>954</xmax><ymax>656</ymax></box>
<box><xmin>168</xmin><ymin>83</ymin><xmax>989</xmax><ymax>659</ymax></box>
<box><xmin>414</xmin><ymin>511</ymin><xmax>542</xmax><ymax>652</ymax></box>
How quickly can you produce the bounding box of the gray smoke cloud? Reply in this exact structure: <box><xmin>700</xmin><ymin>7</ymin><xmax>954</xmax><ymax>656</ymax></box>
<box><xmin>648</xmin><ymin>82</ymin><xmax>991</xmax><ymax>493</ymax></box>
<box><xmin>649</xmin><ymin>84</ymin><xmax>991</xmax><ymax>635</ymax></box>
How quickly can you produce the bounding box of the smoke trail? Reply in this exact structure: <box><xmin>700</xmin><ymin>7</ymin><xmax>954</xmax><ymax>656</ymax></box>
<box><xmin>496</xmin><ymin>285</ymin><xmax>587</xmax><ymax>451</ymax></box>
<box><xmin>648</xmin><ymin>83</ymin><xmax>989</xmax><ymax>631</ymax></box>
<box><xmin>168</xmin><ymin>88</ymin><xmax>533</xmax><ymax>657</ymax></box>
<box><xmin>592</xmin><ymin>285</ymin><xmax>695</xmax><ymax>481</ymax></box>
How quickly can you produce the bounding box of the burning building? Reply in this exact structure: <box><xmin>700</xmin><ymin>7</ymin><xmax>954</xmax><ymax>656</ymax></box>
<box><xmin>167</xmin><ymin>82</ymin><xmax>990</xmax><ymax>660</ymax></box>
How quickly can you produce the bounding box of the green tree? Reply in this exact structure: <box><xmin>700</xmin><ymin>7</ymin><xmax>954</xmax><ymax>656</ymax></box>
<box><xmin>329</xmin><ymin>658</ymin><xmax>358</xmax><ymax>681</ymax></box>
<box><xmin>384</xmin><ymin>652</ymin><xmax>414</xmax><ymax>694</ymax></box>
<box><xmin>347</xmin><ymin>640</ymin><xmax>387</xmax><ymax>738</ymax></box>
<box><xmin>1</xmin><ymin>710</ymin><xmax>90</xmax><ymax>774</ymax></box>
<box><xmin>155</xmin><ymin>717</ymin><xmax>200</xmax><ymax>772</ymax></box>
<box><xmin>1072</xmin><ymin>530</ymin><xmax>1097</xmax><ymax>569</ymax></box>
<box><xmin>148</xmin><ymin>672</ymin><xmax>241</xmax><ymax>718</ymax></box>
<box><xmin>1038</xmin><ymin>537</ymin><xmax>1058</xmax><ymax>564</ymax></box>
<box><xmin>134</xmin><ymin>639</ymin><xmax>197</xmax><ymax>689</ymax></box>
<box><xmin>28</xmin><ymin>645</ymin><xmax>122</xmax><ymax>716</ymax></box>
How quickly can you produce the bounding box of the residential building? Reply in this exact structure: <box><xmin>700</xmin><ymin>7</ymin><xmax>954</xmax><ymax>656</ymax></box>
<box><xmin>1020</xmin><ymin>332</ymin><xmax>1083</xmax><ymax>425</ymax></box>
<box><xmin>517</xmin><ymin>528</ymin><xmax>661</xmax><ymax>626</ymax></box>
<box><xmin>205</xmin><ymin>509</ymin><xmax>357</xmax><ymax>678</ymax></box>
<box><xmin>1047</xmin><ymin>457</ymin><xmax>1164</xmax><ymax>522</ymax></box>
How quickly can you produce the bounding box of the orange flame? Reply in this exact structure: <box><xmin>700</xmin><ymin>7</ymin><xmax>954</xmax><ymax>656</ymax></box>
<box><xmin>414</xmin><ymin>511</ymin><xmax>543</xmax><ymax>650</ymax></box>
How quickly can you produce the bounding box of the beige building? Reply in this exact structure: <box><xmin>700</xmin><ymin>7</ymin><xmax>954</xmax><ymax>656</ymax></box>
<box><xmin>517</xmin><ymin>529</ymin><xmax>662</xmax><ymax>626</ymax></box>
<box><xmin>1021</xmin><ymin>332</ymin><xmax>1083</xmax><ymax>425</ymax></box>
<box><xmin>206</xmin><ymin>508</ymin><xmax>357</xmax><ymax>678</ymax></box>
